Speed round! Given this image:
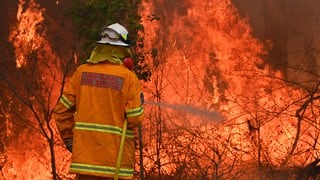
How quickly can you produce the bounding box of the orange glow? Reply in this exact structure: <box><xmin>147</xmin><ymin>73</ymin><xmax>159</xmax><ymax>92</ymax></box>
<box><xmin>140</xmin><ymin>0</ymin><xmax>320</xmax><ymax>177</ymax></box>
<box><xmin>3</xmin><ymin>0</ymin><xmax>320</xmax><ymax>179</ymax></box>
<box><xmin>9</xmin><ymin>0</ymin><xmax>45</xmax><ymax>68</ymax></box>
<box><xmin>8</xmin><ymin>0</ymin><xmax>63</xmax><ymax>104</ymax></box>
<box><xmin>4</xmin><ymin>0</ymin><xmax>71</xmax><ymax>179</ymax></box>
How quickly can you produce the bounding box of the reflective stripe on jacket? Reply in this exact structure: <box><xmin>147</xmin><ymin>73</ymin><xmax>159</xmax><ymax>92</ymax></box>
<box><xmin>54</xmin><ymin>61</ymin><xmax>144</xmax><ymax>179</ymax></box>
<box><xmin>74</xmin><ymin>122</ymin><xmax>134</xmax><ymax>138</ymax></box>
<box><xmin>70</xmin><ymin>162</ymin><xmax>134</xmax><ymax>178</ymax></box>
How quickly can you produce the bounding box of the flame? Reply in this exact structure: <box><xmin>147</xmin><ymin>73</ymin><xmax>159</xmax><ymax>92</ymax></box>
<box><xmin>140</xmin><ymin>0</ymin><xmax>320</xmax><ymax>177</ymax></box>
<box><xmin>9</xmin><ymin>0</ymin><xmax>45</xmax><ymax>68</ymax></box>
<box><xmin>4</xmin><ymin>0</ymin><xmax>72</xmax><ymax>179</ymax></box>
<box><xmin>2</xmin><ymin>0</ymin><xmax>320</xmax><ymax>179</ymax></box>
<box><xmin>8</xmin><ymin>0</ymin><xmax>63</xmax><ymax>104</ymax></box>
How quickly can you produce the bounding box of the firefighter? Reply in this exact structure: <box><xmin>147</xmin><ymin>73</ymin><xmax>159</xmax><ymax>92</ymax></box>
<box><xmin>54</xmin><ymin>23</ymin><xmax>144</xmax><ymax>180</ymax></box>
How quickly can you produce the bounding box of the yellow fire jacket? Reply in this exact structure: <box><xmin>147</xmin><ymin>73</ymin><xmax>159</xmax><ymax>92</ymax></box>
<box><xmin>54</xmin><ymin>61</ymin><xmax>144</xmax><ymax>179</ymax></box>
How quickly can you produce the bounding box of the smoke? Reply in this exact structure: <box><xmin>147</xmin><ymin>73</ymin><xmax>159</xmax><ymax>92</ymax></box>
<box><xmin>144</xmin><ymin>100</ymin><xmax>224</xmax><ymax>122</ymax></box>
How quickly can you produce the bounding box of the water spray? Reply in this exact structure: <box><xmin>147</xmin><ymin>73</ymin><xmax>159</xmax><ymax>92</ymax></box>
<box><xmin>144</xmin><ymin>100</ymin><xmax>224</xmax><ymax>122</ymax></box>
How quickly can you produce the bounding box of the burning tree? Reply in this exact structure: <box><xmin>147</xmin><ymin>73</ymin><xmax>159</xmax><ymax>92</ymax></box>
<box><xmin>0</xmin><ymin>48</ymin><xmax>72</xmax><ymax>179</ymax></box>
<box><xmin>0</xmin><ymin>0</ymin><xmax>75</xmax><ymax>179</ymax></box>
<box><xmin>139</xmin><ymin>0</ymin><xmax>320</xmax><ymax>179</ymax></box>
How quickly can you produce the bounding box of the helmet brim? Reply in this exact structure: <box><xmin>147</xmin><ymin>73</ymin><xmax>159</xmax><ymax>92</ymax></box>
<box><xmin>96</xmin><ymin>39</ymin><xmax>129</xmax><ymax>46</ymax></box>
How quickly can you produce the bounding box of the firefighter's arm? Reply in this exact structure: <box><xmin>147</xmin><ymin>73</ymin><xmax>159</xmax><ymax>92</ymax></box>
<box><xmin>53</xmin><ymin>73</ymin><xmax>77</xmax><ymax>146</ymax></box>
<box><xmin>54</xmin><ymin>98</ymin><xmax>75</xmax><ymax>152</ymax></box>
<box><xmin>54</xmin><ymin>94</ymin><xmax>75</xmax><ymax>140</ymax></box>
<box><xmin>125</xmin><ymin>74</ymin><xmax>144</xmax><ymax>129</ymax></box>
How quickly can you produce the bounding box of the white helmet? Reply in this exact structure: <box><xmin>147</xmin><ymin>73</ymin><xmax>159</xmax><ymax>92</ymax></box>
<box><xmin>97</xmin><ymin>23</ymin><xmax>130</xmax><ymax>46</ymax></box>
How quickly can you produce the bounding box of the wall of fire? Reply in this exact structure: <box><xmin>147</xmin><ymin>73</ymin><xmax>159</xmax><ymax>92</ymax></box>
<box><xmin>1</xmin><ymin>0</ymin><xmax>320</xmax><ymax>178</ymax></box>
<box><xmin>0</xmin><ymin>0</ymin><xmax>79</xmax><ymax>178</ymax></box>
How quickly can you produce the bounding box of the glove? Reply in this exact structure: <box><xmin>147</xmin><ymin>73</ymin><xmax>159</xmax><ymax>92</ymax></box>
<box><xmin>63</xmin><ymin>138</ymin><xmax>73</xmax><ymax>153</ymax></box>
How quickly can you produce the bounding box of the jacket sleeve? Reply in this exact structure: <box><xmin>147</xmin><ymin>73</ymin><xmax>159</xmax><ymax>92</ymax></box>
<box><xmin>53</xmin><ymin>72</ymin><xmax>77</xmax><ymax>140</ymax></box>
<box><xmin>125</xmin><ymin>73</ymin><xmax>144</xmax><ymax>129</ymax></box>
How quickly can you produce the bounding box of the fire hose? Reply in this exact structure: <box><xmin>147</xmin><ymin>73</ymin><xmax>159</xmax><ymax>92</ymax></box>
<box><xmin>114</xmin><ymin>57</ymin><xmax>132</xmax><ymax>180</ymax></box>
<box><xmin>114</xmin><ymin>118</ymin><xmax>128</xmax><ymax>180</ymax></box>
<box><xmin>114</xmin><ymin>58</ymin><xmax>144</xmax><ymax>179</ymax></box>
